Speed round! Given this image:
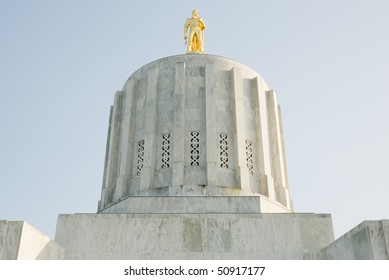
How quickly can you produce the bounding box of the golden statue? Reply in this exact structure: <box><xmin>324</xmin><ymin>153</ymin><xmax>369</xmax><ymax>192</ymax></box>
<box><xmin>184</xmin><ymin>9</ymin><xmax>206</xmax><ymax>54</ymax></box>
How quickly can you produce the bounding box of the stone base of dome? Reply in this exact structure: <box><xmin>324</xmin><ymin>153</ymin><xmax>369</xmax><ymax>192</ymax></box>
<box><xmin>98</xmin><ymin>195</ymin><xmax>290</xmax><ymax>214</ymax></box>
<box><xmin>54</xmin><ymin>212</ymin><xmax>334</xmax><ymax>259</ymax></box>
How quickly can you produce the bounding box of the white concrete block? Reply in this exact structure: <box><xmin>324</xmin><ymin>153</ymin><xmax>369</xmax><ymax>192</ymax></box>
<box><xmin>322</xmin><ymin>220</ymin><xmax>389</xmax><ymax>259</ymax></box>
<box><xmin>55</xmin><ymin>213</ymin><xmax>334</xmax><ymax>259</ymax></box>
<box><xmin>0</xmin><ymin>220</ymin><xmax>65</xmax><ymax>260</ymax></box>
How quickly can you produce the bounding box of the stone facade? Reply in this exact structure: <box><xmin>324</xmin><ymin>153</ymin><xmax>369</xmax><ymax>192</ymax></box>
<box><xmin>0</xmin><ymin>221</ymin><xmax>64</xmax><ymax>260</ymax></box>
<box><xmin>99</xmin><ymin>196</ymin><xmax>290</xmax><ymax>214</ymax></box>
<box><xmin>321</xmin><ymin>220</ymin><xmax>389</xmax><ymax>260</ymax></box>
<box><xmin>55</xmin><ymin>213</ymin><xmax>334</xmax><ymax>259</ymax></box>
<box><xmin>98</xmin><ymin>54</ymin><xmax>291</xmax><ymax>214</ymax></box>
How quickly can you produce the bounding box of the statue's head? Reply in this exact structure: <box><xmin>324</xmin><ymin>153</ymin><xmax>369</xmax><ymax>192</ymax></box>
<box><xmin>192</xmin><ymin>9</ymin><xmax>198</xmax><ymax>18</ymax></box>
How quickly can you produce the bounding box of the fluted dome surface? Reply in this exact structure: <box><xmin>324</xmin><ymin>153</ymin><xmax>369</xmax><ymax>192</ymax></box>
<box><xmin>98</xmin><ymin>54</ymin><xmax>292</xmax><ymax>213</ymax></box>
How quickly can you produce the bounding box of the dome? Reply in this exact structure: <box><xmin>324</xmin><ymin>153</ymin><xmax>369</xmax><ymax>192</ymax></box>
<box><xmin>98</xmin><ymin>54</ymin><xmax>292</xmax><ymax>214</ymax></box>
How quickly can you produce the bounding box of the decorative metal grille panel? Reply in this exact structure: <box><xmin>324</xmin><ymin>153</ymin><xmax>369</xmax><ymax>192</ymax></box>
<box><xmin>219</xmin><ymin>133</ymin><xmax>228</xmax><ymax>168</ymax></box>
<box><xmin>161</xmin><ymin>133</ymin><xmax>171</xmax><ymax>168</ymax></box>
<box><xmin>190</xmin><ymin>131</ymin><xmax>200</xmax><ymax>166</ymax></box>
<box><xmin>245</xmin><ymin>139</ymin><xmax>254</xmax><ymax>175</ymax></box>
<box><xmin>136</xmin><ymin>140</ymin><xmax>145</xmax><ymax>176</ymax></box>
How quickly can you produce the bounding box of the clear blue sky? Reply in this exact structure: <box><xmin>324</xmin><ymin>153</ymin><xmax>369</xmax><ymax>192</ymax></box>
<box><xmin>1</xmin><ymin>0</ymin><xmax>388</xmax><ymax>239</ymax></box>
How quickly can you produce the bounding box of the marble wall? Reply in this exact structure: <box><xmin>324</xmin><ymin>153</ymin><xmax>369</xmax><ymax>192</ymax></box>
<box><xmin>0</xmin><ymin>220</ymin><xmax>65</xmax><ymax>260</ymax></box>
<box><xmin>98</xmin><ymin>55</ymin><xmax>291</xmax><ymax>213</ymax></box>
<box><xmin>55</xmin><ymin>213</ymin><xmax>334</xmax><ymax>259</ymax></box>
<box><xmin>321</xmin><ymin>220</ymin><xmax>389</xmax><ymax>259</ymax></box>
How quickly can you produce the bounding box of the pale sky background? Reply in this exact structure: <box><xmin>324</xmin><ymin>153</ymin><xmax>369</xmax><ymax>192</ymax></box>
<box><xmin>1</xmin><ymin>1</ymin><xmax>388</xmax><ymax>239</ymax></box>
